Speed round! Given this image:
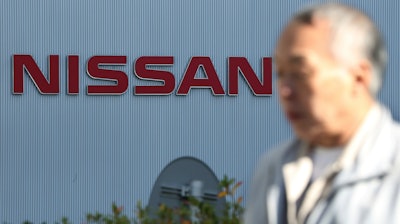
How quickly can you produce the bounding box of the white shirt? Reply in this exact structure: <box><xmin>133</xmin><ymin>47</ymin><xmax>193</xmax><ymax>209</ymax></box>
<box><xmin>311</xmin><ymin>146</ymin><xmax>343</xmax><ymax>181</ymax></box>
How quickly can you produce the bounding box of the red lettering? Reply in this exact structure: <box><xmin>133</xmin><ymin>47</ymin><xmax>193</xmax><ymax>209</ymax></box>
<box><xmin>67</xmin><ymin>55</ymin><xmax>79</xmax><ymax>94</ymax></box>
<box><xmin>228</xmin><ymin>57</ymin><xmax>272</xmax><ymax>96</ymax></box>
<box><xmin>134</xmin><ymin>56</ymin><xmax>175</xmax><ymax>95</ymax></box>
<box><xmin>12</xmin><ymin>55</ymin><xmax>273</xmax><ymax>96</ymax></box>
<box><xmin>177</xmin><ymin>57</ymin><xmax>225</xmax><ymax>95</ymax></box>
<box><xmin>13</xmin><ymin>54</ymin><xmax>60</xmax><ymax>94</ymax></box>
<box><xmin>87</xmin><ymin>56</ymin><xmax>128</xmax><ymax>95</ymax></box>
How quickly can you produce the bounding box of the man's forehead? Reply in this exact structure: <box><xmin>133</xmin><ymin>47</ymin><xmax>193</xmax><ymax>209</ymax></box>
<box><xmin>277</xmin><ymin>18</ymin><xmax>332</xmax><ymax>46</ymax></box>
<box><xmin>275</xmin><ymin>19</ymin><xmax>333</xmax><ymax>65</ymax></box>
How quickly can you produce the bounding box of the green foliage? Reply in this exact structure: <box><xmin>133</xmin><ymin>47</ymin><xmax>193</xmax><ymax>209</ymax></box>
<box><xmin>132</xmin><ymin>175</ymin><xmax>244</xmax><ymax>224</ymax></box>
<box><xmin>13</xmin><ymin>175</ymin><xmax>244</xmax><ymax>224</ymax></box>
<box><xmin>19</xmin><ymin>216</ymin><xmax>71</xmax><ymax>224</ymax></box>
<box><xmin>218</xmin><ymin>175</ymin><xmax>244</xmax><ymax>224</ymax></box>
<box><xmin>86</xmin><ymin>203</ymin><xmax>132</xmax><ymax>224</ymax></box>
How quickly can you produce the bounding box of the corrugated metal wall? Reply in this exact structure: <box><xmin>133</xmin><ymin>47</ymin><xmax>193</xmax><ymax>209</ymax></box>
<box><xmin>0</xmin><ymin>0</ymin><xmax>398</xmax><ymax>222</ymax></box>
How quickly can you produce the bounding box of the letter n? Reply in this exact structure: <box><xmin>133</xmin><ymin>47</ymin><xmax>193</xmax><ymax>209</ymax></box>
<box><xmin>13</xmin><ymin>55</ymin><xmax>60</xmax><ymax>94</ymax></box>
<box><xmin>228</xmin><ymin>57</ymin><xmax>272</xmax><ymax>96</ymax></box>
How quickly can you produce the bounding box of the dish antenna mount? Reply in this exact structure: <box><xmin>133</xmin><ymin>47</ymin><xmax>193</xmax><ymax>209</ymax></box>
<box><xmin>148</xmin><ymin>156</ymin><xmax>226</xmax><ymax>221</ymax></box>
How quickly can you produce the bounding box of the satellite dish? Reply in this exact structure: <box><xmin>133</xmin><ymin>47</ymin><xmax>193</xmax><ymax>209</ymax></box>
<box><xmin>148</xmin><ymin>156</ymin><xmax>226</xmax><ymax>220</ymax></box>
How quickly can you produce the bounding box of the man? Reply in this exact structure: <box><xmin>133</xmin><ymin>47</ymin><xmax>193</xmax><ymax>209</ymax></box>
<box><xmin>245</xmin><ymin>3</ymin><xmax>400</xmax><ymax>224</ymax></box>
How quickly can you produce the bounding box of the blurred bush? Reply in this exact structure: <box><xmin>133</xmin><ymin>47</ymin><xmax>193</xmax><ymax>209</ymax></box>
<box><xmin>17</xmin><ymin>175</ymin><xmax>244</xmax><ymax>224</ymax></box>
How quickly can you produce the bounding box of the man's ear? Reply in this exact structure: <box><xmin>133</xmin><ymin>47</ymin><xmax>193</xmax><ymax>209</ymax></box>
<box><xmin>350</xmin><ymin>59</ymin><xmax>372</xmax><ymax>94</ymax></box>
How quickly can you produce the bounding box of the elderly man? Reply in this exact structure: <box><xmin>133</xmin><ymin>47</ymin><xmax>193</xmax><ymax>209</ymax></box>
<box><xmin>245</xmin><ymin>3</ymin><xmax>400</xmax><ymax>224</ymax></box>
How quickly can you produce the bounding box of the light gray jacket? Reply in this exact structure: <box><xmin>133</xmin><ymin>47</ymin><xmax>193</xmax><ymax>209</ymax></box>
<box><xmin>244</xmin><ymin>104</ymin><xmax>400</xmax><ymax>224</ymax></box>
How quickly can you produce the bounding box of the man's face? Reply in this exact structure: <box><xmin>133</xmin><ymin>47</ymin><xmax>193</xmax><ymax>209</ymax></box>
<box><xmin>275</xmin><ymin>19</ymin><xmax>355</xmax><ymax>145</ymax></box>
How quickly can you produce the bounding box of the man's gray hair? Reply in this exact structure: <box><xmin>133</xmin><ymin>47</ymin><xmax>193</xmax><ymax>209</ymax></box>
<box><xmin>293</xmin><ymin>3</ymin><xmax>387</xmax><ymax>96</ymax></box>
